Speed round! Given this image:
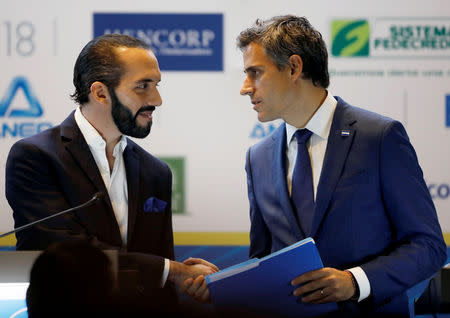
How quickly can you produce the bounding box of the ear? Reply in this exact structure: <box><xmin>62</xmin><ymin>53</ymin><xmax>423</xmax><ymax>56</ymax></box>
<box><xmin>90</xmin><ymin>81</ymin><xmax>110</xmax><ymax>105</ymax></box>
<box><xmin>288</xmin><ymin>55</ymin><xmax>303</xmax><ymax>81</ymax></box>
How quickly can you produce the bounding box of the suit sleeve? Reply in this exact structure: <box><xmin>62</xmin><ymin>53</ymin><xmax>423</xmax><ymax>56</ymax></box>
<box><xmin>246</xmin><ymin>147</ymin><xmax>272</xmax><ymax>258</ymax></box>
<box><xmin>5</xmin><ymin>140</ymin><xmax>105</xmax><ymax>250</ymax></box>
<box><xmin>161</xmin><ymin>166</ymin><xmax>175</xmax><ymax>261</ymax></box>
<box><xmin>360</xmin><ymin>121</ymin><xmax>447</xmax><ymax>305</ymax></box>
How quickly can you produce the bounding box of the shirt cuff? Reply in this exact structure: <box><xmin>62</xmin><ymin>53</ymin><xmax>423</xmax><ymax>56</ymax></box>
<box><xmin>348</xmin><ymin>266</ymin><xmax>371</xmax><ymax>302</ymax></box>
<box><xmin>161</xmin><ymin>258</ymin><xmax>170</xmax><ymax>287</ymax></box>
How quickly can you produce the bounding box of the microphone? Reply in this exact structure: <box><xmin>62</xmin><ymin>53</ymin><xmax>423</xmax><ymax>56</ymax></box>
<box><xmin>0</xmin><ymin>192</ymin><xmax>105</xmax><ymax>239</ymax></box>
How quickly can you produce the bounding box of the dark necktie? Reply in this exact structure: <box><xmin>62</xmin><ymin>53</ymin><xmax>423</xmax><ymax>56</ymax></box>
<box><xmin>291</xmin><ymin>129</ymin><xmax>315</xmax><ymax>236</ymax></box>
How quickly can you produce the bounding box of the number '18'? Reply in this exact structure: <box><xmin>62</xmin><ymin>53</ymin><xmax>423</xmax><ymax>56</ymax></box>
<box><xmin>3</xmin><ymin>21</ymin><xmax>35</xmax><ymax>56</ymax></box>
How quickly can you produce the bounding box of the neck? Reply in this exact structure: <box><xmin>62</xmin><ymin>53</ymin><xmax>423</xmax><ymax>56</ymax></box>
<box><xmin>80</xmin><ymin>104</ymin><xmax>122</xmax><ymax>155</ymax></box>
<box><xmin>284</xmin><ymin>83</ymin><xmax>327</xmax><ymax>128</ymax></box>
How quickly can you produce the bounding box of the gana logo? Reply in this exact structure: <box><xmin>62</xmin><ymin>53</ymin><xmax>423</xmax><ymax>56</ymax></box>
<box><xmin>250</xmin><ymin>122</ymin><xmax>280</xmax><ymax>139</ymax></box>
<box><xmin>0</xmin><ymin>77</ymin><xmax>42</xmax><ymax>117</ymax></box>
<box><xmin>0</xmin><ymin>76</ymin><xmax>52</xmax><ymax>138</ymax></box>
<box><xmin>93</xmin><ymin>13</ymin><xmax>223</xmax><ymax>71</ymax></box>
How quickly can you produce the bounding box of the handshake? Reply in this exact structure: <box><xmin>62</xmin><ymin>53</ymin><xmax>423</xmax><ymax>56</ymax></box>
<box><xmin>168</xmin><ymin>258</ymin><xmax>217</xmax><ymax>303</ymax></box>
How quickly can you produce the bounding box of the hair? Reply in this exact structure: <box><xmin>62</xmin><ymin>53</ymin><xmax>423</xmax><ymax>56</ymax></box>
<box><xmin>71</xmin><ymin>34</ymin><xmax>150</xmax><ymax>105</ymax></box>
<box><xmin>26</xmin><ymin>240</ymin><xmax>115</xmax><ymax>317</ymax></box>
<box><xmin>237</xmin><ymin>15</ymin><xmax>329</xmax><ymax>88</ymax></box>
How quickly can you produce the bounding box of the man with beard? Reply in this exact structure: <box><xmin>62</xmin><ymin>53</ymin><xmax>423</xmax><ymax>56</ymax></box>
<box><xmin>5</xmin><ymin>34</ymin><xmax>217</xmax><ymax>314</ymax></box>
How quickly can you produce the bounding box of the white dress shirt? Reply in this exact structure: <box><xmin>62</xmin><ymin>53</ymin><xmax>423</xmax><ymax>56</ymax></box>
<box><xmin>285</xmin><ymin>92</ymin><xmax>370</xmax><ymax>302</ymax></box>
<box><xmin>74</xmin><ymin>107</ymin><xmax>169</xmax><ymax>287</ymax></box>
<box><xmin>75</xmin><ymin>107</ymin><xmax>129</xmax><ymax>244</ymax></box>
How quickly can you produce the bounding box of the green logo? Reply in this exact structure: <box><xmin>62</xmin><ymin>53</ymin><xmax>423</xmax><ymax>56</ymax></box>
<box><xmin>332</xmin><ymin>20</ymin><xmax>370</xmax><ymax>57</ymax></box>
<box><xmin>159</xmin><ymin>157</ymin><xmax>185</xmax><ymax>214</ymax></box>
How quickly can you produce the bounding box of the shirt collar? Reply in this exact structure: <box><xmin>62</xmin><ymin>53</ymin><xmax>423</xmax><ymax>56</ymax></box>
<box><xmin>286</xmin><ymin>91</ymin><xmax>337</xmax><ymax>145</ymax></box>
<box><xmin>74</xmin><ymin>106</ymin><xmax>127</xmax><ymax>155</ymax></box>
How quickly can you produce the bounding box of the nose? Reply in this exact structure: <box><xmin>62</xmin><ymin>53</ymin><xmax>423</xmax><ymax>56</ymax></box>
<box><xmin>150</xmin><ymin>86</ymin><xmax>162</xmax><ymax>107</ymax></box>
<box><xmin>240</xmin><ymin>77</ymin><xmax>254</xmax><ymax>96</ymax></box>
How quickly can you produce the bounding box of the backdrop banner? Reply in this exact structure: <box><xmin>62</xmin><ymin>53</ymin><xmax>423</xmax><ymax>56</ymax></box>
<box><xmin>1</xmin><ymin>0</ymin><xmax>449</xmax><ymax>244</ymax></box>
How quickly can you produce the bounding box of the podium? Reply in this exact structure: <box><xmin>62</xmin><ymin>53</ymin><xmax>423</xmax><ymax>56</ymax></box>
<box><xmin>0</xmin><ymin>251</ymin><xmax>42</xmax><ymax>283</ymax></box>
<box><xmin>0</xmin><ymin>251</ymin><xmax>41</xmax><ymax>317</ymax></box>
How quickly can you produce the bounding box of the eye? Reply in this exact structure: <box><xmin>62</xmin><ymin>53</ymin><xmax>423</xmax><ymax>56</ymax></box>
<box><xmin>247</xmin><ymin>69</ymin><xmax>260</xmax><ymax>79</ymax></box>
<box><xmin>136</xmin><ymin>82</ymin><xmax>148</xmax><ymax>89</ymax></box>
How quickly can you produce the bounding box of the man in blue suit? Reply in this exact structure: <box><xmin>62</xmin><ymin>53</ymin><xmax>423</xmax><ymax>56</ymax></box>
<box><xmin>5</xmin><ymin>34</ymin><xmax>217</xmax><ymax>314</ymax></box>
<box><xmin>236</xmin><ymin>15</ymin><xmax>446</xmax><ymax>316</ymax></box>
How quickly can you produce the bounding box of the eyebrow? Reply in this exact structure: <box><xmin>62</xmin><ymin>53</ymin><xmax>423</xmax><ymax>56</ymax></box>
<box><xmin>136</xmin><ymin>78</ymin><xmax>161</xmax><ymax>84</ymax></box>
<box><xmin>244</xmin><ymin>65</ymin><xmax>263</xmax><ymax>73</ymax></box>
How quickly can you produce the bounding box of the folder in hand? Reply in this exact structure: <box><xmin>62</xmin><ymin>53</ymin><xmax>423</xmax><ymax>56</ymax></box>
<box><xmin>205</xmin><ymin>237</ymin><xmax>338</xmax><ymax>317</ymax></box>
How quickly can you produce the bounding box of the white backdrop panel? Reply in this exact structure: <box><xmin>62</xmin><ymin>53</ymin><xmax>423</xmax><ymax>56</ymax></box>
<box><xmin>1</xmin><ymin>0</ymin><xmax>449</xmax><ymax>234</ymax></box>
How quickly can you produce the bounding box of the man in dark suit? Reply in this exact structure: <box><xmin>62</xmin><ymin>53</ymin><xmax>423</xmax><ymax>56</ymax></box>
<box><xmin>236</xmin><ymin>15</ymin><xmax>446</xmax><ymax>316</ymax></box>
<box><xmin>5</xmin><ymin>34</ymin><xmax>217</xmax><ymax>312</ymax></box>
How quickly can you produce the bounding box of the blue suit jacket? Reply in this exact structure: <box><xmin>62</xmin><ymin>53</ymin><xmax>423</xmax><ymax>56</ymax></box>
<box><xmin>245</xmin><ymin>97</ymin><xmax>446</xmax><ymax>315</ymax></box>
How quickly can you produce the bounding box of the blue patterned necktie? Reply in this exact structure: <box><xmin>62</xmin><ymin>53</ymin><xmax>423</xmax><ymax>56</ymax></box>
<box><xmin>291</xmin><ymin>129</ymin><xmax>315</xmax><ymax>236</ymax></box>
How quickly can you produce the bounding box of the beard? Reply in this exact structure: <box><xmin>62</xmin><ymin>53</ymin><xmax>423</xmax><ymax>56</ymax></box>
<box><xmin>109</xmin><ymin>88</ymin><xmax>155</xmax><ymax>138</ymax></box>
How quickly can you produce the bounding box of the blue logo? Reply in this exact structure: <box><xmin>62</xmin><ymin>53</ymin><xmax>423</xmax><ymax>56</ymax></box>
<box><xmin>0</xmin><ymin>77</ymin><xmax>52</xmax><ymax>138</ymax></box>
<box><xmin>428</xmin><ymin>182</ymin><xmax>450</xmax><ymax>200</ymax></box>
<box><xmin>446</xmin><ymin>94</ymin><xmax>450</xmax><ymax>127</ymax></box>
<box><xmin>0</xmin><ymin>76</ymin><xmax>43</xmax><ymax>117</ymax></box>
<box><xmin>93</xmin><ymin>13</ymin><xmax>223</xmax><ymax>71</ymax></box>
<box><xmin>250</xmin><ymin>123</ymin><xmax>278</xmax><ymax>139</ymax></box>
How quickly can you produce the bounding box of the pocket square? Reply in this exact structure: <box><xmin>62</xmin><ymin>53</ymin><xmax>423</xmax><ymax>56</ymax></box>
<box><xmin>143</xmin><ymin>197</ymin><xmax>167</xmax><ymax>213</ymax></box>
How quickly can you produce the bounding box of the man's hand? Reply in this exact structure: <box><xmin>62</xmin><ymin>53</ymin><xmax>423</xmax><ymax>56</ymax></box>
<box><xmin>168</xmin><ymin>258</ymin><xmax>218</xmax><ymax>294</ymax></box>
<box><xmin>178</xmin><ymin>257</ymin><xmax>218</xmax><ymax>303</ymax></box>
<box><xmin>183</xmin><ymin>257</ymin><xmax>219</xmax><ymax>272</ymax></box>
<box><xmin>291</xmin><ymin>267</ymin><xmax>355</xmax><ymax>303</ymax></box>
<box><xmin>182</xmin><ymin>275</ymin><xmax>211</xmax><ymax>303</ymax></box>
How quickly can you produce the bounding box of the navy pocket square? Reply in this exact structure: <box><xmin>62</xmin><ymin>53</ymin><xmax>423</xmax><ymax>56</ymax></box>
<box><xmin>143</xmin><ymin>197</ymin><xmax>167</xmax><ymax>213</ymax></box>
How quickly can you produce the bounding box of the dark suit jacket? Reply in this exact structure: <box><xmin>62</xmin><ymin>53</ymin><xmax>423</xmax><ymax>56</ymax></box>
<box><xmin>245</xmin><ymin>97</ymin><xmax>447</xmax><ymax>316</ymax></box>
<box><xmin>5</xmin><ymin>111</ymin><xmax>177</xmax><ymax>309</ymax></box>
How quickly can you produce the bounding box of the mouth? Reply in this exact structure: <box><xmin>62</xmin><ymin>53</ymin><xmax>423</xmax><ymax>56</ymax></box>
<box><xmin>136</xmin><ymin>106</ymin><xmax>156</xmax><ymax>121</ymax></box>
<box><xmin>138</xmin><ymin>110</ymin><xmax>153</xmax><ymax>120</ymax></box>
<box><xmin>251</xmin><ymin>100</ymin><xmax>262</xmax><ymax>110</ymax></box>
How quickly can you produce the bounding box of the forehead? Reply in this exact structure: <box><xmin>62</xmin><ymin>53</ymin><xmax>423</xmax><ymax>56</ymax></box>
<box><xmin>242</xmin><ymin>42</ymin><xmax>276</xmax><ymax>68</ymax></box>
<box><xmin>115</xmin><ymin>47</ymin><xmax>161</xmax><ymax>82</ymax></box>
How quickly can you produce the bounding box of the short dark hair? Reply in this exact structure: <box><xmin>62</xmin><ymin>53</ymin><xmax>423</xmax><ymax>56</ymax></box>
<box><xmin>71</xmin><ymin>34</ymin><xmax>150</xmax><ymax>105</ymax></box>
<box><xmin>237</xmin><ymin>15</ymin><xmax>329</xmax><ymax>88</ymax></box>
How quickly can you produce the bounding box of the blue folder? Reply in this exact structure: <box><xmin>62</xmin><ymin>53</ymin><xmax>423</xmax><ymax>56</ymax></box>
<box><xmin>205</xmin><ymin>237</ymin><xmax>338</xmax><ymax>317</ymax></box>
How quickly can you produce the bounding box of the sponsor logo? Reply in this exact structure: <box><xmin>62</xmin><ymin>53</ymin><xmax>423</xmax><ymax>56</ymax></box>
<box><xmin>332</xmin><ymin>18</ymin><xmax>450</xmax><ymax>58</ymax></box>
<box><xmin>429</xmin><ymin>182</ymin><xmax>450</xmax><ymax>200</ymax></box>
<box><xmin>0</xmin><ymin>77</ymin><xmax>52</xmax><ymax>138</ymax></box>
<box><xmin>93</xmin><ymin>13</ymin><xmax>223</xmax><ymax>71</ymax></box>
<box><xmin>446</xmin><ymin>94</ymin><xmax>450</xmax><ymax>127</ymax></box>
<box><xmin>0</xmin><ymin>77</ymin><xmax>42</xmax><ymax>117</ymax></box>
<box><xmin>250</xmin><ymin>122</ymin><xmax>279</xmax><ymax>139</ymax></box>
<box><xmin>159</xmin><ymin>157</ymin><xmax>185</xmax><ymax>214</ymax></box>
<box><xmin>331</xmin><ymin>20</ymin><xmax>370</xmax><ymax>57</ymax></box>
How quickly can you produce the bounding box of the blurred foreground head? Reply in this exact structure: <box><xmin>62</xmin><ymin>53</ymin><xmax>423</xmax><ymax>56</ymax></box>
<box><xmin>26</xmin><ymin>239</ymin><xmax>115</xmax><ymax>317</ymax></box>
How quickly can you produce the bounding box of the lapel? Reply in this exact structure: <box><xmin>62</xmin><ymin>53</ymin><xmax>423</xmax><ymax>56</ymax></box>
<box><xmin>60</xmin><ymin>111</ymin><xmax>113</xmax><ymax>211</ymax></box>
<box><xmin>310</xmin><ymin>97</ymin><xmax>356</xmax><ymax>237</ymax></box>
<box><xmin>123</xmin><ymin>140</ymin><xmax>140</xmax><ymax>242</ymax></box>
<box><xmin>271</xmin><ymin>123</ymin><xmax>305</xmax><ymax>239</ymax></box>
